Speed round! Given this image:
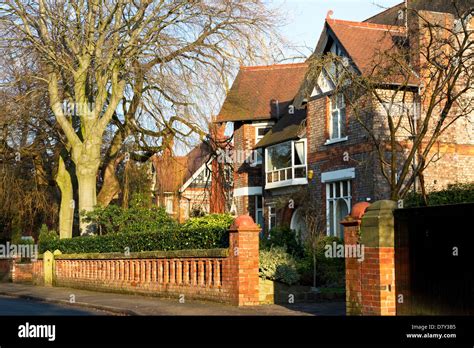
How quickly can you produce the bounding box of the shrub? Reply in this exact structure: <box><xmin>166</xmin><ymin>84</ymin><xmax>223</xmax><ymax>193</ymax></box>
<box><xmin>38</xmin><ymin>224</ymin><xmax>59</xmax><ymax>246</ymax></box>
<box><xmin>82</xmin><ymin>205</ymin><xmax>177</xmax><ymax>235</ymax></box>
<box><xmin>39</xmin><ymin>225</ymin><xmax>229</xmax><ymax>254</ymax></box>
<box><xmin>182</xmin><ymin>213</ymin><xmax>234</xmax><ymax>230</ymax></box>
<box><xmin>405</xmin><ymin>182</ymin><xmax>474</xmax><ymax>207</ymax></box>
<box><xmin>259</xmin><ymin>246</ymin><xmax>300</xmax><ymax>285</ymax></box>
<box><xmin>260</xmin><ymin>226</ymin><xmax>304</xmax><ymax>258</ymax></box>
<box><xmin>296</xmin><ymin>236</ymin><xmax>345</xmax><ymax>287</ymax></box>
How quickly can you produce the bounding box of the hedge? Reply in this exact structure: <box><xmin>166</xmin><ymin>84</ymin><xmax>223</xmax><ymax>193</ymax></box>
<box><xmin>405</xmin><ymin>182</ymin><xmax>474</xmax><ymax>207</ymax></box>
<box><xmin>39</xmin><ymin>225</ymin><xmax>230</xmax><ymax>254</ymax></box>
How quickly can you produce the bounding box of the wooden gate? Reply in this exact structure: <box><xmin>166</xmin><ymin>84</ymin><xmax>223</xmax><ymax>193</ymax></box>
<box><xmin>394</xmin><ymin>203</ymin><xmax>474</xmax><ymax>315</ymax></box>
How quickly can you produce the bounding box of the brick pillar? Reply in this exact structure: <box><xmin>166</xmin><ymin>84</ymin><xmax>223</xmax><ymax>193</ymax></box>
<box><xmin>342</xmin><ymin>200</ymin><xmax>397</xmax><ymax>316</ymax></box>
<box><xmin>228</xmin><ymin>215</ymin><xmax>260</xmax><ymax>306</ymax></box>
<box><xmin>341</xmin><ymin>202</ymin><xmax>370</xmax><ymax>315</ymax></box>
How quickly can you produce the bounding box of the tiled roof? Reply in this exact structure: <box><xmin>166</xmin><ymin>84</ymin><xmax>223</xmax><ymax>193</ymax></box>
<box><xmin>326</xmin><ymin>18</ymin><xmax>408</xmax><ymax>77</ymax></box>
<box><xmin>215</xmin><ymin>63</ymin><xmax>308</xmax><ymax>123</ymax></box>
<box><xmin>152</xmin><ymin>142</ymin><xmax>212</xmax><ymax>193</ymax></box>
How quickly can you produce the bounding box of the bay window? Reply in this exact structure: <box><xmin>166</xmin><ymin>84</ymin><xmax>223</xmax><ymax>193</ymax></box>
<box><xmin>265</xmin><ymin>139</ymin><xmax>307</xmax><ymax>188</ymax></box>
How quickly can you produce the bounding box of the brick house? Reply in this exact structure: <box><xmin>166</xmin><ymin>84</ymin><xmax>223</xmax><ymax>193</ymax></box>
<box><xmin>152</xmin><ymin>132</ymin><xmax>231</xmax><ymax>223</ymax></box>
<box><xmin>215</xmin><ymin>63</ymin><xmax>308</xmax><ymax>231</ymax></box>
<box><xmin>215</xmin><ymin>0</ymin><xmax>473</xmax><ymax>238</ymax></box>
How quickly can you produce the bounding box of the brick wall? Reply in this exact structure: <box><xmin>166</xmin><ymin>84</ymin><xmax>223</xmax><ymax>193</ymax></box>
<box><xmin>342</xmin><ymin>201</ymin><xmax>397</xmax><ymax>316</ymax></box>
<box><xmin>9</xmin><ymin>216</ymin><xmax>261</xmax><ymax>306</ymax></box>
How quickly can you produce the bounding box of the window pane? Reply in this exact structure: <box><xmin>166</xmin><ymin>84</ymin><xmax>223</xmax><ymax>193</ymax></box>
<box><xmin>294</xmin><ymin>142</ymin><xmax>305</xmax><ymax>165</ymax></box>
<box><xmin>258</xmin><ymin>127</ymin><xmax>271</xmax><ymax>137</ymax></box>
<box><xmin>335</xmin><ymin>181</ymin><xmax>341</xmax><ymax>197</ymax></box>
<box><xmin>340</xmin><ymin>107</ymin><xmax>346</xmax><ymax>137</ymax></box>
<box><xmin>257</xmin><ymin>210</ymin><xmax>264</xmax><ymax>227</ymax></box>
<box><xmin>256</xmin><ymin>195</ymin><xmax>263</xmax><ymax>209</ymax></box>
<box><xmin>286</xmin><ymin>168</ymin><xmax>293</xmax><ymax>180</ymax></box>
<box><xmin>267</xmin><ymin>142</ymin><xmax>291</xmax><ymax>171</ymax></box>
<box><xmin>330</xmin><ymin>95</ymin><xmax>337</xmax><ymax>111</ymax></box>
<box><xmin>343</xmin><ymin>181</ymin><xmax>348</xmax><ymax>196</ymax></box>
<box><xmin>328</xmin><ymin>183</ymin><xmax>333</xmax><ymax>198</ymax></box>
<box><xmin>331</xmin><ymin>111</ymin><xmax>339</xmax><ymax>139</ymax></box>
<box><xmin>267</xmin><ymin>173</ymin><xmax>273</xmax><ymax>183</ymax></box>
<box><xmin>294</xmin><ymin>166</ymin><xmax>306</xmax><ymax>178</ymax></box>
<box><xmin>337</xmin><ymin>94</ymin><xmax>344</xmax><ymax>108</ymax></box>
<box><xmin>328</xmin><ymin>201</ymin><xmax>334</xmax><ymax>235</ymax></box>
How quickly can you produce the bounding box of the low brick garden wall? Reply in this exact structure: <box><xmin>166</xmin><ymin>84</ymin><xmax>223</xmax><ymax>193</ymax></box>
<box><xmin>4</xmin><ymin>215</ymin><xmax>262</xmax><ymax>306</ymax></box>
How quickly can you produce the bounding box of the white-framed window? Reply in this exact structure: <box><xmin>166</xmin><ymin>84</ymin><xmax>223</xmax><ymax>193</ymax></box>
<box><xmin>290</xmin><ymin>208</ymin><xmax>307</xmax><ymax>241</ymax></box>
<box><xmin>255</xmin><ymin>126</ymin><xmax>272</xmax><ymax>165</ymax></box>
<box><xmin>326</xmin><ymin>180</ymin><xmax>351</xmax><ymax>239</ymax></box>
<box><xmin>268</xmin><ymin>205</ymin><xmax>276</xmax><ymax>231</ymax></box>
<box><xmin>165</xmin><ymin>196</ymin><xmax>174</xmax><ymax>214</ymax></box>
<box><xmin>255</xmin><ymin>195</ymin><xmax>264</xmax><ymax>228</ymax></box>
<box><xmin>329</xmin><ymin>93</ymin><xmax>346</xmax><ymax>141</ymax></box>
<box><xmin>265</xmin><ymin>139</ymin><xmax>307</xmax><ymax>189</ymax></box>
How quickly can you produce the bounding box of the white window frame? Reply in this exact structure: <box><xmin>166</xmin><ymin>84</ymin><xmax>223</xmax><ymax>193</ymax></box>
<box><xmin>254</xmin><ymin>123</ymin><xmax>273</xmax><ymax>165</ymax></box>
<box><xmin>165</xmin><ymin>196</ymin><xmax>174</xmax><ymax>214</ymax></box>
<box><xmin>268</xmin><ymin>205</ymin><xmax>277</xmax><ymax>231</ymax></box>
<box><xmin>327</xmin><ymin>93</ymin><xmax>347</xmax><ymax>142</ymax></box>
<box><xmin>264</xmin><ymin>139</ymin><xmax>308</xmax><ymax>189</ymax></box>
<box><xmin>255</xmin><ymin>195</ymin><xmax>263</xmax><ymax>228</ymax></box>
<box><xmin>325</xmin><ymin>180</ymin><xmax>352</xmax><ymax>237</ymax></box>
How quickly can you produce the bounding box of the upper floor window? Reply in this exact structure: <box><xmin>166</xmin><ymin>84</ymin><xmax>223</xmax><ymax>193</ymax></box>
<box><xmin>255</xmin><ymin>125</ymin><xmax>272</xmax><ymax>165</ymax></box>
<box><xmin>265</xmin><ymin>139</ymin><xmax>307</xmax><ymax>189</ymax></box>
<box><xmin>329</xmin><ymin>94</ymin><xmax>346</xmax><ymax>141</ymax></box>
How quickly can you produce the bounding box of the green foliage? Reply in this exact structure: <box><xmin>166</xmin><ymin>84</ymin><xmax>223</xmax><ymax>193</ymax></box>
<box><xmin>405</xmin><ymin>183</ymin><xmax>474</xmax><ymax>207</ymax></box>
<box><xmin>260</xmin><ymin>226</ymin><xmax>304</xmax><ymax>258</ymax></box>
<box><xmin>82</xmin><ymin>205</ymin><xmax>177</xmax><ymax>235</ymax></box>
<box><xmin>259</xmin><ymin>246</ymin><xmax>300</xmax><ymax>285</ymax></box>
<box><xmin>296</xmin><ymin>236</ymin><xmax>345</xmax><ymax>287</ymax></box>
<box><xmin>39</xmin><ymin>225</ymin><xmax>229</xmax><ymax>254</ymax></box>
<box><xmin>38</xmin><ymin>224</ymin><xmax>59</xmax><ymax>246</ymax></box>
<box><xmin>182</xmin><ymin>214</ymin><xmax>234</xmax><ymax>230</ymax></box>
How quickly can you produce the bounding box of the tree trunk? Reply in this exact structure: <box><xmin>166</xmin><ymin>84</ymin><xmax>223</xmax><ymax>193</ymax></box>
<box><xmin>55</xmin><ymin>156</ymin><xmax>74</xmax><ymax>239</ymax></box>
<box><xmin>97</xmin><ymin>129</ymin><xmax>127</xmax><ymax>207</ymax></box>
<box><xmin>97</xmin><ymin>157</ymin><xmax>122</xmax><ymax>207</ymax></box>
<box><xmin>77</xmin><ymin>171</ymin><xmax>98</xmax><ymax>235</ymax></box>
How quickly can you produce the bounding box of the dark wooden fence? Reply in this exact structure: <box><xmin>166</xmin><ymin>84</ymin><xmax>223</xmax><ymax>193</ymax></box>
<box><xmin>394</xmin><ymin>203</ymin><xmax>474</xmax><ymax>315</ymax></box>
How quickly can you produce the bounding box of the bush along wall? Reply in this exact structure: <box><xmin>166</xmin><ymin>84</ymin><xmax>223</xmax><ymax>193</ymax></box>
<box><xmin>404</xmin><ymin>182</ymin><xmax>474</xmax><ymax>207</ymax></box>
<box><xmin>39</xmin><ymin>214</ymin><xmax>233</xmax><ymax>254</ymax></box>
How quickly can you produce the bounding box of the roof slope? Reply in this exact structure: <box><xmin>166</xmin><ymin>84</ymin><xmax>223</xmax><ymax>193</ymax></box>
<box><xmin>216</xmin><ymin>63</ymin><xmax>308</xmax><ymax>123</ymax></box>
<box><xmin>326</xmin><ymin>18</ymin><xmax>407</xmax><ymax>77</ymax></box>
<box><xmin>152</xmin><ymin>142</ymin><xmax>211</xmax><ymax>193</ymax></box>
<box><xmin>255</xmin><ymin>108</ymin><xmax>306</xmax><ymax>148</ymax></box>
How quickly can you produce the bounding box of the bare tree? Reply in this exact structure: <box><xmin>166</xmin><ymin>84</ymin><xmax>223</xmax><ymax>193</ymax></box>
<box><xmin>303</xmin><ymin>3</ymin><xmax>473</xmax><ymax>201</ymax></box>
<box><xmin>1</xmin><ymin>0</ymin><xmax>283</xmax><ymax>234</ymax></box>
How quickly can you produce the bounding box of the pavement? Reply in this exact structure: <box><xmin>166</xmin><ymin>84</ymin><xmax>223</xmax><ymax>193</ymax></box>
<box><xmin>0</xmin><ymin>283</ymin><xmax>345</xmax><ymax>316</ymax></box>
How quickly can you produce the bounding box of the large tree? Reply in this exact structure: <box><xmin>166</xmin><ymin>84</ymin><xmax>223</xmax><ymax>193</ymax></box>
<box><xmin>1</xmin><ymin>0</ymin><xmax>282</xmax><ymax>234</ymax></box>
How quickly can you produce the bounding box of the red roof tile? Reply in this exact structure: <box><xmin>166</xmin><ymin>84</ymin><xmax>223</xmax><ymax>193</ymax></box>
<box><xmin>216</xmin><ymin>63</ymin><xmax>308</xmax><ymax>122</ymax></box>
<box><xmin>326</xmin><ymin>18</ymin><xmax>418</xmax><ymax>85</ymax></box>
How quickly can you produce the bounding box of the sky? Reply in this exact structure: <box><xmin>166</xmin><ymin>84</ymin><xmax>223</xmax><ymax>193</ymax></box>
<box><xmin>272</xmin><ymin>0</ymin><xmax>404</xmax><ymax>56</ymax></box>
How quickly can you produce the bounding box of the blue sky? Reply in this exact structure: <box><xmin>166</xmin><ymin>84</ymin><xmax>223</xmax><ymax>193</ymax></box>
<box><xmin>273</xmin><ymin>0</ymin><xmax>404</xmax><ymax>55</ymax></box>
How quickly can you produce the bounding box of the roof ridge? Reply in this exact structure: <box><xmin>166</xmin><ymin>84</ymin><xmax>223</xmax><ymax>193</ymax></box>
<box><xmin>363</xmin><ymin>1</ymin><xmax>405</xmax><ymax>23</ymax></box>
<box><xmin>327</xmin><ymin>18</ymin><xmax>406</xmax><ymax>32</ymax></box>
<box><xmin>240</xmin><ymin>62</ymin><xmax>308</xmax><ymax>71</ymax></box>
